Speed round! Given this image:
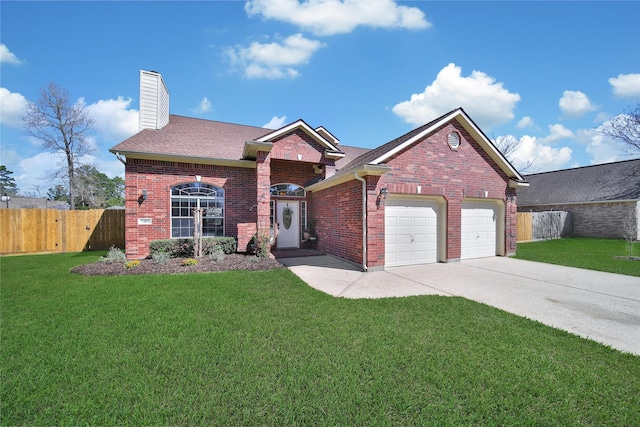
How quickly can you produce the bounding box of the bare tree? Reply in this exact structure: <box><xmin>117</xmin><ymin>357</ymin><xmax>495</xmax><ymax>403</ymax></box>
<box><xmin>23</xmin><ymin>83</ymin><xmax>95</xmax><ymax>209</ymax></box>
<box><xmin>622</xmin><ymin>206</ymin><xmax>639</xmax><ymax>259</ymax></box>
<box><xmin>602</xmin><ymin>103</ymin><xmax>640</xmax><ymax>154</ymax></box>
<box><xmin>494</xmin><ymin>135</ymin><xmax>535</xmax><ymax>173</ymax></box>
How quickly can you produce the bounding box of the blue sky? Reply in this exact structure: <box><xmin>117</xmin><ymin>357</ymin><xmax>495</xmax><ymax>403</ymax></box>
<box><xmin>1</xmin><ymin>0</ymin><xmax>639</xmax><ymax>195</ymax></box>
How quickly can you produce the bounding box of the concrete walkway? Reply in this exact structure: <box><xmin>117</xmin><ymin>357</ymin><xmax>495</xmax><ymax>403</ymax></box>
<box><xmin>279</xmin><ymin>255</ymin><xmax>640</xmax><ymax>355</ymax></box>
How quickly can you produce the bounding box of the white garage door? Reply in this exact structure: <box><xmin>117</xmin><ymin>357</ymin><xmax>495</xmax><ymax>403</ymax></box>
<box><xmin>461</xmin><ymin>201</ymin><xmax>498</xmax><ymax>260</ymax></box>
<box><xmin>385</xmin><ymin>199</ymin><xmax>439</xmax><ymax>267</ymax></box>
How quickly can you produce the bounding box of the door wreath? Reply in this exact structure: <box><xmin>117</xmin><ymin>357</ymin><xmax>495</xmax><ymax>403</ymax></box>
<box><xmin>282</xmin><ymin>206</ymin><xmax>293</xmax><ymax>230</ymax></box>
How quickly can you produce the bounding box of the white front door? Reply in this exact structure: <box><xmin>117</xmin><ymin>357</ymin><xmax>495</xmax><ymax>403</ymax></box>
<box><xmin>276</xmin><ymin>201</ymin><xmax>300</xmax><ymax>248</ymax></box>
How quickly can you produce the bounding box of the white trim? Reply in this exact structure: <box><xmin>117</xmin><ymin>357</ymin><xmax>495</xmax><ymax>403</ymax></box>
<box><xmin>305</xmin><ymin>164</ymin><xmax>391</xmax><ymax>192</ymax></box>
<box><xmin>257</xmin><ymin>119</ymin><xmax>340</xmax><ymax>153</ymax></box>
<box><xmin>109</xmin><ymin>150</ymin><xmax>257</xmax><ymax>168</ymax></box>
<box><xmin>521</xmin><ymin>199</ymin><xmax>640</xmax><ymax>207</ymax></box>
<box><xmin>242</xmin><ymin>140</ymin><xmax>273</xmax><ymax>159</ymax></box>
<box><xmin>369</xmin><ymin>109</ymin><xmax>525</xmax><ymax>183</ymax></box>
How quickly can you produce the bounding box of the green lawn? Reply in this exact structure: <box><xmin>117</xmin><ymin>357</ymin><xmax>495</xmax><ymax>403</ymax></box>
<box><xmin>514</xmin><ymin>237</ymin><xmax>640</xmax><ymax>276</ymax></box>
<box><xmin>2</xmin><ymin>252</ymin><xmax>639</xmax><ymax>425</ymax></box>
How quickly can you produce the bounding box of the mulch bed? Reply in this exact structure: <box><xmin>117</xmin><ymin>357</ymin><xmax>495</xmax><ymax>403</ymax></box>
<box><xmin>71</xmin><ymin>253</ymin><xmax>284</xmax><ymax>276</ymax></box>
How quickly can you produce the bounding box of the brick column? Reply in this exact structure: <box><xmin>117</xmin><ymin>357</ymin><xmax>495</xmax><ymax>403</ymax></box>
<box><xmin>256</xmin><ymin>151</ymin><xmax>271</xmax><ymax>236</ymax></box>
<box><xmin>446</xmin><ymin>191</ymin><xmax>462</xmax><ymax>261</ymax></box>
<box><xmin>506</xmin><ymin>188</ymin><xmax>518</xmax><ymax>256</ymax></box>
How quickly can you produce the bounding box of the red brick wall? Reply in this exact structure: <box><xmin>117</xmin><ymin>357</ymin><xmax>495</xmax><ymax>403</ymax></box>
<box><xmin>310</xmin><ymin>180</ymin><xmax>364</xmax><ymax>265</ymax></box>
<box><xmin>124</xmin><ymin>158</ymin><xmax>256</xmax><ymax>259</ymax></box>
<box><xmin>371</xmin><ymin>122</ymin><xmax>515</xmax><ymax>262</ymax></box>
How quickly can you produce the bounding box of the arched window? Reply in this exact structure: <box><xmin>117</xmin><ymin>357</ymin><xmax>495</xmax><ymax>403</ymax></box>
<box><xmin>270</xmin><ymin>183</ymin><xmax>305</xmax><ymax>197</ymax></box>
<box><xmin>171</xmin><ymin>183</ymin><xmax>224</xmax><ymax>238</ymax></box>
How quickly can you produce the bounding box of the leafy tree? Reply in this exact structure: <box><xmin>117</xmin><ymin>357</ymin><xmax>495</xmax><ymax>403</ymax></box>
<box><xmin>0</xmin><ymin>165</ymin><xmax>19</xmax><ymax>195</ymax></box>
<box><xmin>23</xmin><ymin>83</ymin><xmax>95</xmax><ymax>209</ymax></box>
<box><xmin>602</xmin><ymin>103</ymin><xmax>640</xmax><ymax>154</ymax></box>
<box><xmin>47</xmin><ymin>184</ymin><xmax>69</xmax><ymax>202</ymax></box>
<box><xmin>75</xmin><ymin>165</ymin><xmax>124</xmax><ymax>209</ymax></box>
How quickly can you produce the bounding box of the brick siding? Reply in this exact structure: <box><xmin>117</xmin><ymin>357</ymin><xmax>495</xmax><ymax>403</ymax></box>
<box><xmin>124</xmin><ymin>158</ymin><xmax>256</xmax><ymax>259</ymax></box>
<box><xmin>519</xmin><ymin>201</ymin><xmax>639</xmax><ymax>239</ymax></box>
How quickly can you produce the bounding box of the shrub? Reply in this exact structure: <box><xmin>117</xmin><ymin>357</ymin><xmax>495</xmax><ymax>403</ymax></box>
<box><xmin>124</xmin><ymin>260</ymin><xmax>140</xmax><ymax>269</ymax></box>
<box><xmin>209</xmin><ymin>246</ymin><xmax>225</xmax><ymax>262</ymax></box>
<box><xmin>151</xmin><ymin>251</ymin><xmax>171</xmax><ymax>265</ymax></box>
<box><xmin>149</xmin><ymin>237</ymin><xmax>237</xmax><ymax>258</ymax></box>
<box><xmin>100</xmin><ymin>246</ymin><xmax>127</xmax><ymax>264</ymax></box>
<box><xmin>250</xmin><ymin>233</ymin><xmax>272</xmax><ymax>258</ymax></box>
<box><xmin>182</xmin><ymin>258</ymin><xmax>198</xmax><ymax>266</ymax></box>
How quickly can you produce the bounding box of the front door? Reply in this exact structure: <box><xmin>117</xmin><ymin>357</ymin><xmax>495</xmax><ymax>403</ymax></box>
<box><xmin>276</xmin><ymin>201</ymin><xmax>299</xmax><ymax>248</ymax></box>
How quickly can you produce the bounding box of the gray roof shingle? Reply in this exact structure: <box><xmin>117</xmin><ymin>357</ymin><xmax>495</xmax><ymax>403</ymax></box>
<box><xmin>110</xmin><ymin>115</ymin><xmax>271</xmax><ymax>160</ymax></box>
<box><xmin>518</xmin><ymin>158</ymin><xmax>640</xmax><ymax>206</ymax></box>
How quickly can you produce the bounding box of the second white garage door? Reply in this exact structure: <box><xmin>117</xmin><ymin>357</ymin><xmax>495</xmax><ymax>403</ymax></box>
<box><xmin>385</xmin><ymin>199</ymin><xmax>439</xmax><ymax>267</ymax></box>
<box><xmin>461</xmin><ymin>201</ymin><xmax>498</xmax><ymax>260</ymax></box>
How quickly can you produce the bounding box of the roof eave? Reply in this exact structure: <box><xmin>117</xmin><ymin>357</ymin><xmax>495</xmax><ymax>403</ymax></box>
<box><xmin>306</xmin><ymin>164</ymin><xmax>391</xmax><ymax>192</ymax></box>
<box><xmin>257</xmin><ymin>119</ymin><xmax>342</xmax><ymax>153</ymax></box>
<box><xmin>110</xmin><ymin>149</ymin><xmax>256</xmax><ymax>169</ymax></box>
<box><xmin>509</xmin><ymin>179</ymin><xmax>529</xmax><ymax>188</ymax></box>
<box><xmin>369</xmin><ymin>108</ymin><xmax>525</xmax><ymax>183</ymax></box>
<box><xmin>242</xmin><ymin>140</ymin><xmax>274</xmax><ymax>160</ymax></box>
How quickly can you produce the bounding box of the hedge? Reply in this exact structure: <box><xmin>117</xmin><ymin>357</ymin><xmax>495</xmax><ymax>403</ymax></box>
<box><xmin>149</xmin><ymin>237</ymin><xmax>237</xmax><ymax>258</ymax></box>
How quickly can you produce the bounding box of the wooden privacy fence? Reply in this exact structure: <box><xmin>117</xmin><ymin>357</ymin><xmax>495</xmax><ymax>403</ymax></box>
<box><xmin>517</xmin><ymin>212</ymin><xmax>533</xmax><ymax>241</ymax></box>
<box><xmin>517</xmin><ymin>211</ymin><xmax>572</xmax><ymax>242</ymax></box>
<box><xmin>0</xmin><ymin>209</ymin><xmax>124</xmax><ymax>255</ymax></box>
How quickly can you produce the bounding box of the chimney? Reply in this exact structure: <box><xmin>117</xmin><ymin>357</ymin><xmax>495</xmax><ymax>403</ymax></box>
<box><xmin>139</xmin><ymin>70</ymin><xmax>169</xmax><ymax>131</ymax></box>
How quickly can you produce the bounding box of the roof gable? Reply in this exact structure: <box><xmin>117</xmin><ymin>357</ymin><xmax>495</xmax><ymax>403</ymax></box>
<box><xmin>518</xmin><ymin>159</ymin><xmax>640</xmax><ymax>205</ymax></box>
<box><xmin>256</xmin><ymin>119</ymin><xmax>342</xmax><ymax>156</ymax></box>
<box><xmin>339</xmin><ymin>108</ymin><xmax>526</xmax><ymax>184</ymax></box>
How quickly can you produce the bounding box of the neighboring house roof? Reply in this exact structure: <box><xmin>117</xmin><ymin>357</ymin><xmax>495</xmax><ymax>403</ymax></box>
<box><xmin>110</xmin><ymin>115</ymin><xmax>271</xmax><ymax>164</ymax></box>
<box><xmin>518</xmin><ymin>158</ymin><xmax>640</xmax><ymax>206</ymax></box>
<box><xmin>2</xmin><ymin>196</ymin><xmax>69</xmax><ymax>210</ymax></box>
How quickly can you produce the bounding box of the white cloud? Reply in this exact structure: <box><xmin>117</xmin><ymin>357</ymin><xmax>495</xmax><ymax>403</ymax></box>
<box><xmin>263</xmin><ymin>115</ymin><xmax>287</xmax><ymax>129</ymax></box>
<box><xmin>0</xmin><ymin>43</ymin><xmax>22</xmax><ymax>65</ymax></box>
<box><xmin>0</xmin><ymin>87</ymin><xmax>28</xmax><ymax>127</ymax></box>
<box><xmin>538</xmin><ymin>123</ymin><xmax>574</xmax><ymax>144</ymax></box>
<box><xmin>225</xmin><ymin>33</ymin><xmax>325</xmax><ymax>79</ymax></box>
<box><xmin>608</xmin><ymin>73</ymin><xmax>640</xmax><ymax>99</ymax></box>
<box><xmin>245</xmin><ymin>0</ymin><xmax>429</xmax><ymax>36</ymax></box>
<box><xmin>391</xmin><ymin>63</ymin><xmax>520</xmax><ymax>130</ymax></box>
<box><xmin>576</xmin><ymin>123</ymin><xmax>634</xmax><ymax>165</ymax></box>
<box><xmin>516</xmin><ymin>116</ymin><xmax>534</xmax><ymax>129</ymax></box>
<box><xmin>559</xmin><ymin>90</ymin><xmax>596</xmax><ymax>118</ymax></box>
<box><xmin>507</xmin><ymin>134</ymin><xmax>573</xmax><ymax>173</ymax></box>
<box><xmin>82</xmin><ymin>96</ymin><xmax>139</xmax><ymax>143</ymax></box>
<box><xmin>191</xmin><ymin>97</ymin><xmax>212</xmax><ymax>114</ymax></box>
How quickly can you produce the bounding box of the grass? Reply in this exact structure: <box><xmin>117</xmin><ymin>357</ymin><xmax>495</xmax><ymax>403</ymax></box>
<box><xmin>514</xmin><ymin>237</ymin><xmax>640</xmax><ymax>276</ymax></box>
<box><xmin>2</xmin><ymin>252</ymin><xmax>639</xmax><ymax>425</ymax></box>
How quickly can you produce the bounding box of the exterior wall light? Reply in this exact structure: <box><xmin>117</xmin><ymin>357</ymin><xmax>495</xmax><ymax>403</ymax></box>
<box><xmin>139</xmin><ymin>189</ymin><xmax>148</xmax><ymax>204</ymax></box>
<box><xmin>379</xmin><ymin>188</ymin><xmax>389</xmax><ymax>199</ymax></box>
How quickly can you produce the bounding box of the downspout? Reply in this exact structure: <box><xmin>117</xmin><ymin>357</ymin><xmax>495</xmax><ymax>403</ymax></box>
<box><xmin>354</xmin><ymin>171</ymin><xmax>367</xmax><ymax>271</ymax></box>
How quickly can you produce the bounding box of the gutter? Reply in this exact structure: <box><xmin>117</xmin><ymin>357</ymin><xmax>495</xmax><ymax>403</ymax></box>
<box><xmin>354</xmin><ymin>171</ymin><xmax>367</xmax><ymax>271</ymax></box>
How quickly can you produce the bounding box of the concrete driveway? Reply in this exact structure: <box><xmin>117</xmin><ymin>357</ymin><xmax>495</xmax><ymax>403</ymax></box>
<box><xmin>279</xmin><ymin>255</ymin><xmax>640</xmax><ymax>355</ymax></box>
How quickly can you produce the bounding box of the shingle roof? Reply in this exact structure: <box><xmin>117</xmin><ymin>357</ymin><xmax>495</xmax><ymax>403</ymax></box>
<box><xmin>335</xmin><ymin>145</ymin><xmax>371</xmax><ymax>170</ymax></box>
<box><xmin>110</xmin><ymin>115</ymin><xmax>271</xmax><ymax>160</ymax></box>
<box><xmin>518</xmin><ymin>158</ymin><xmax>640</xmax><ymax>206</ymax></box>
<box><xmin>338</xmin><ymin>113</ymin><xmax>449</xmax><ymax>173</ymax></box>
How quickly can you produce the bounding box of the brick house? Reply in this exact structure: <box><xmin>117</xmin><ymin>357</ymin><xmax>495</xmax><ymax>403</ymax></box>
<box><xmin>518</xmin><ymin>159</ymin><xmax>640</xmax><ymax>240</ymax></box>
<box><xmin>110</xmin><ymin>71</ymin><xmax>528</xmax><ymax>270</ymax></box>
